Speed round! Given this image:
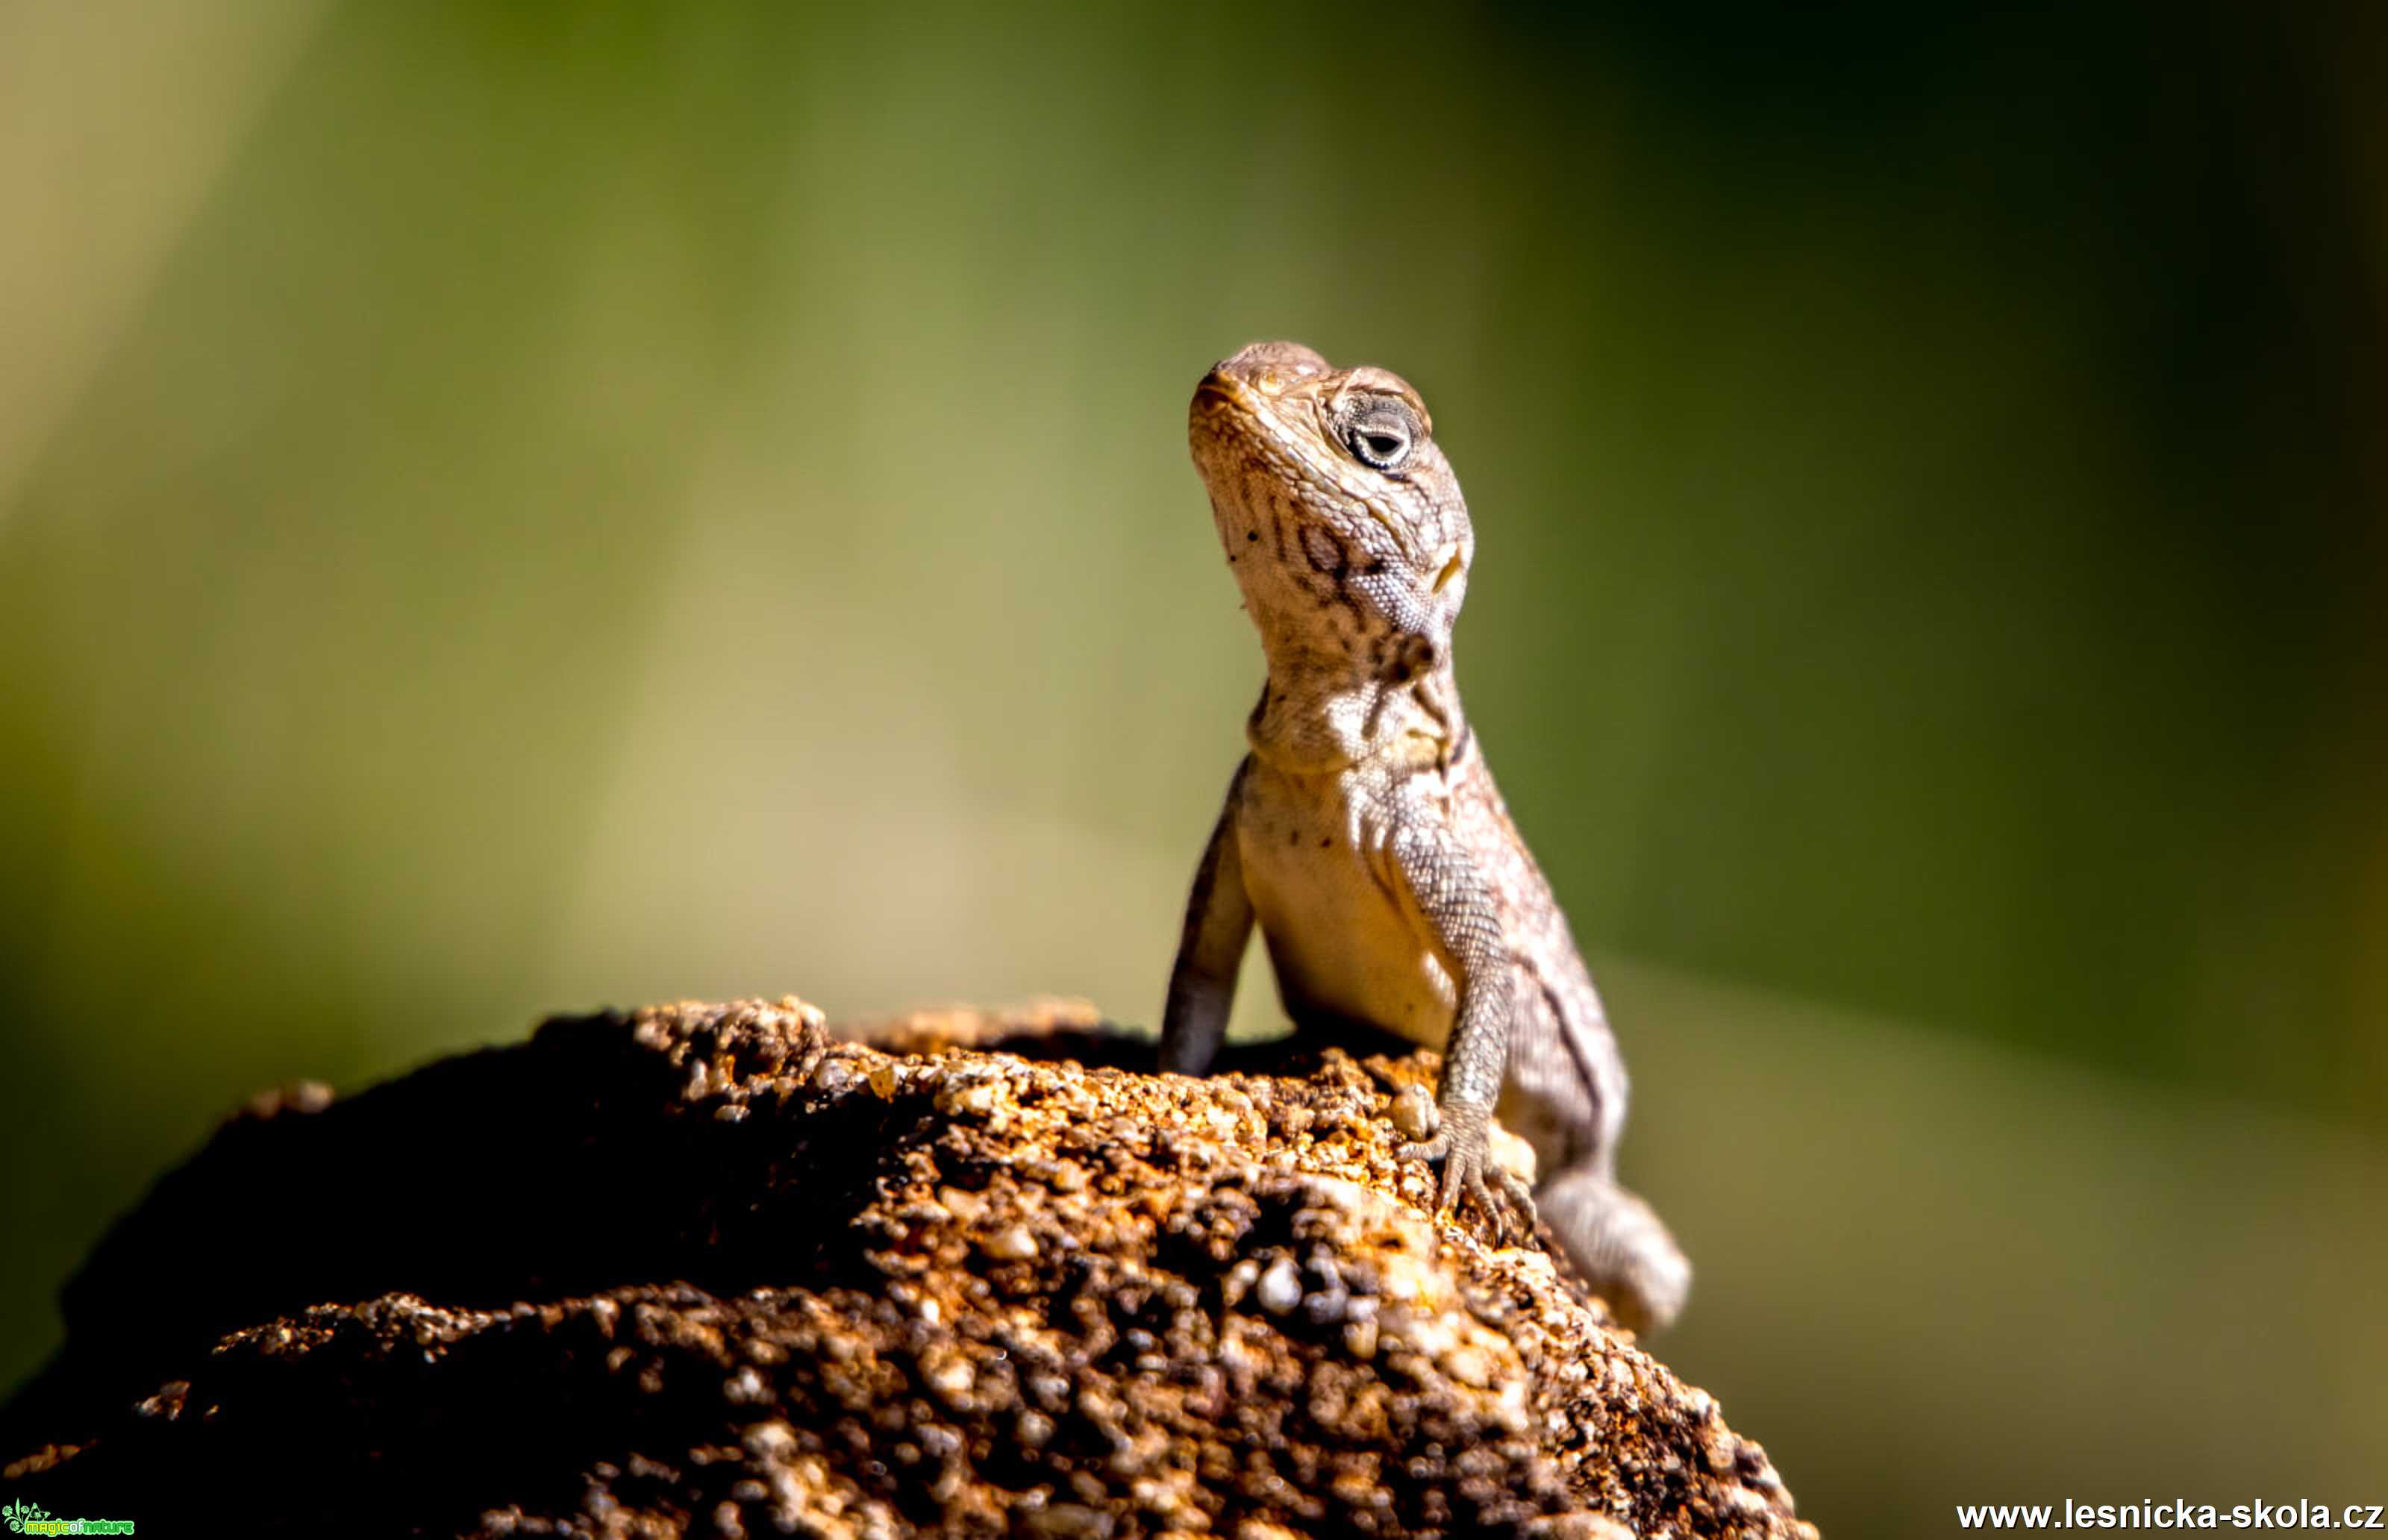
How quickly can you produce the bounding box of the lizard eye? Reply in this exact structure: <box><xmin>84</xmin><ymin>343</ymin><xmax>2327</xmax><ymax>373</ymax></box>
<box><xmin>1340</xmin><ymin>398</ymin><xmax>1420</xmax><ymax>473</ymax></box>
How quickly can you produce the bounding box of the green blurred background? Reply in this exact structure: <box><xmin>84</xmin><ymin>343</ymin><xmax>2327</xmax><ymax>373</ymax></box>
<box><xmin>3</xmin><ymin>2</ymin><xmax>2382</xmax><ymax>1533</ymax></box>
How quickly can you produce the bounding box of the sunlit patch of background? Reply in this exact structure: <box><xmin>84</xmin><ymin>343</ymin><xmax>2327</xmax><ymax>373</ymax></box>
<box><xmin>2</xmin><ymin>4</ymin><xmax>2381</xmax><ymax>1533</ymax></box>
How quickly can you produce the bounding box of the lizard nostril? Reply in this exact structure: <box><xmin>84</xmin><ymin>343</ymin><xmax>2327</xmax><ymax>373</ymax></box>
<box><xmin>1433</xmin><ymin>553</ymin><xmax>1464</xmax><ymax>593</ymax></box>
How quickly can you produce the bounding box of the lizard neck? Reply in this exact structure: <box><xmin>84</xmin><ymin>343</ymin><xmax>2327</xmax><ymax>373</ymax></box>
<box><xmin>1244</xmin><ymin>648</ymin><xmax>1463</xmax><ymax>774</ymax></box>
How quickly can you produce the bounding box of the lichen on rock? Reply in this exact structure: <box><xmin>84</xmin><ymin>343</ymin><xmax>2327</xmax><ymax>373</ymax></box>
<box><xmin>0</xmin><ymin>998</ymin><xmax>1813</xmax><ymax>1539</ymax></box>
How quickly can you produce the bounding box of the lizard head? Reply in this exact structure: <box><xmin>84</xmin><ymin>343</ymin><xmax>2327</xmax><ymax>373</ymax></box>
<box><xmin>1188</xmin><ymin>341</ymin><xmax>1474</xmax><ymax>672</ymax></box>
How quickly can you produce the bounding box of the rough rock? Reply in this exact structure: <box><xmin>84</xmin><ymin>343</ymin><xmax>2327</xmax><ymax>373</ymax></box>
<box><xmin>0</xmin><ymin>998</ymin><xmax>1813</xmax><ymax>1539</ymax></box>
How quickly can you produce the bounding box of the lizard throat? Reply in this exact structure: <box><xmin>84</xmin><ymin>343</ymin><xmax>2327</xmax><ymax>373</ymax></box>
<box><xmin>1243</xmin><ymin>658</ymin><xmax>1462</xmax><ymax>775</ymax></box>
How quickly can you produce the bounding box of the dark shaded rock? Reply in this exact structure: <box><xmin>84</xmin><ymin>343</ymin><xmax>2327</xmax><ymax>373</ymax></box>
<box><xmin>1</xmin><ymin>998</ymin><xmax>1812</xmax><ymax>1539</ymax></box>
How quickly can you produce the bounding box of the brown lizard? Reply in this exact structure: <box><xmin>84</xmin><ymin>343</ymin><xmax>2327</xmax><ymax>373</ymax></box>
<box><xmin>1159</xmin><ymin>341</ymin><xmax>1691</xmax><ymax>1333</ymax></box>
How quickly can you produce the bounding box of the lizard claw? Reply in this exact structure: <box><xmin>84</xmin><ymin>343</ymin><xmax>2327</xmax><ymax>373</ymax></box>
<box><xmin>1398</xmin><ymin>1112</ymin><xmax>1537</xmax><ymax>1247</ymax></box>
<box><xmin>1396</xmin><ymin>1131</ymin><xmax>1452</xmax><ymax>1192</ymax></box>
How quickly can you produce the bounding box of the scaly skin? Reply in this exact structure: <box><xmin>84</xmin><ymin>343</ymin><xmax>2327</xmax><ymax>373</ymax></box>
<box><xmin>1159</xmin><ymin>341</ymin><xmax>1691</xmax><ymax>1333</ymax></box>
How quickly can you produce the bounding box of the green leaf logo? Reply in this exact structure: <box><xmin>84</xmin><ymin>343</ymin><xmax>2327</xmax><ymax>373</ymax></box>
<box><xmin>1</xmin><ymin>1499</ymin><xmax>51</xmax><ymax>1535</ymax></box>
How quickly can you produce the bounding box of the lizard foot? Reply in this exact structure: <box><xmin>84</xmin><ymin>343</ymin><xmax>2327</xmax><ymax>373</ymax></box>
<box><xmin>1399</xmin><ymin>1109</ymin><xmax>1537</xmax><ymax>1246</ymax></box>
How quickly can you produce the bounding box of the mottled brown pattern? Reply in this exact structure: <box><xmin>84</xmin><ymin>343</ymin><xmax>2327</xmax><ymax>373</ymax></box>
<box><xmin>3</xmin><ymin>1000</ymin><xmax>1811</xmax><ymax>1538</ymax></box>
<box><xmin>1161</xmin><ymin>343</ymin><xmax>1690</xmax><ymax>1335</ymax></box>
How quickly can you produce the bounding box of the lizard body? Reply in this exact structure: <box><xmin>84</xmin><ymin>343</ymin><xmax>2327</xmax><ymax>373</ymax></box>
<box><xmin>1160</xmin><ymin>341</ymin><xmax>1690</xmax><ymax>1333</ymax></box>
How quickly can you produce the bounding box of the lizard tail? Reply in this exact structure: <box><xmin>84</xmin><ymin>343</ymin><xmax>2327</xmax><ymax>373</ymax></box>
<box><xmin>1536</xmin><ymin>1168</ymin><xmax>1692</xmax><ymax>1336</ymax></box>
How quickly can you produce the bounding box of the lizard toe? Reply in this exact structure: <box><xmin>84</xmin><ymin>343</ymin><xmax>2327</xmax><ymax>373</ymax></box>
<box><xmin>1396</xmin><ymin>1134</ymin><xmax>1457</xmax><ymax>1212</ymax></box>
<box><xmin>1490</xmin><ymin>1168</ymin><xmax>1538</xmax><ymax>1245</ymax></box>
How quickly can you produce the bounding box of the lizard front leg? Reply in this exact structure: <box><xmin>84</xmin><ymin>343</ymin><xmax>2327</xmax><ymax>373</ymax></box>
<box><xmin>1380</xmin><ymin>802</ymin><xmax>1537</xmax><ymax>1234</ymax></box>
<box><xmin>1159</xmin><ymin>760</ymin><xmax>1255</xmax><ymax>1075</ymax></box>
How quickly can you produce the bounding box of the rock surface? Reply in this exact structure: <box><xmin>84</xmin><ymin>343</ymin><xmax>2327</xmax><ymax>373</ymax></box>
<box><xmin>0</xmin><ymin>998</ymin><xmax>1813</xmax><ymax>1539</ymax></box>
